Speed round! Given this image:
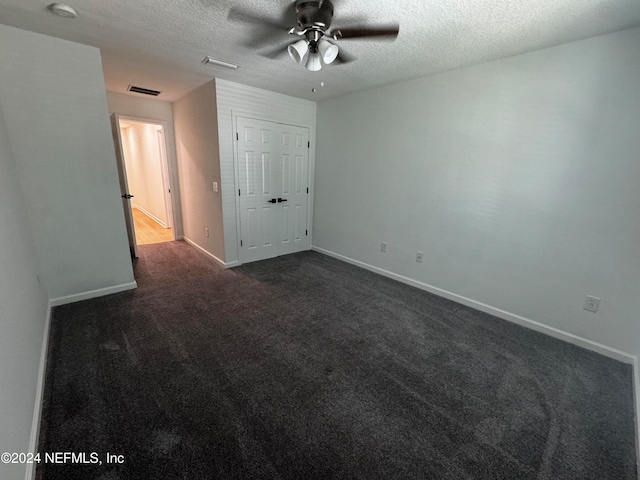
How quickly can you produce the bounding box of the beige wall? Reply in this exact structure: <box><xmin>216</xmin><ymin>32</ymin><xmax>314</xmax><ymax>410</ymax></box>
<box><xmin>173</xmin><ymin>80</ymin><xmax>225</xmax><ymax>263</ymax></box>
<box><xmin>0</xmin><ymin>26</ymin><xmax>135</xmax><ymax>302</ymax></box>
<box><xmin>0</xmin><ymin>95</ymin><xmax>49</xmax><ymax>480</ymax></box>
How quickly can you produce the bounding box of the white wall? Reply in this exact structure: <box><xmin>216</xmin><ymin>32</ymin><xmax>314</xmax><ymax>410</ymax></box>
<box><xmin>0</xmin><ymin>25</ymin><xmax>135</xmax><ymax>303</ymax></box>
<box><xmin>122</xmin><ymin>123</ymin><xmax>168</xmax><ymax>226</ymax></box>
<box><xmin>173</xmin><ymin>80</ymin><xmax>225</xmax><ymax>263</ymax></box>
<box><xmin>107</xmin><ymin>92</ymin><xmax>182</xmax><ymax>236</ymax></box>
<box><xmin>314</xmin><ymin>27</ymin><xmax>640</xmax><ymax>360</ymax></box>
<box><xmin>215</xmin><ymin>79</ymin><xmax>317</xmax><ymax>266</ymax></box>
<box><xmin>0</xmin><ymin>98</ymin><xmax>49</xmax><ymax>480</ymax></box>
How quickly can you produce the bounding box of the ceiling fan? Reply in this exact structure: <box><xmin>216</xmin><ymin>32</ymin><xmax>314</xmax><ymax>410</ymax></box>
<box><xmin>228</xmin><ymin>0</ymin><xmax>399</xmax><ymax>72</ymax></box>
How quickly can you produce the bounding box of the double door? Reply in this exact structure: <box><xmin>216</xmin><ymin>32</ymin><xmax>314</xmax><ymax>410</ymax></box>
<box><xmin>237</xmin><ymin>117</ymin><xmax>310</xmax><ymax>263</ymax></box>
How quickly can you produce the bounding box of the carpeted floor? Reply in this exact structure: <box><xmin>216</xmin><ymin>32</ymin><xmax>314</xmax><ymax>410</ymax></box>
<box><xmin>37</xmin><ymin>241</ymin><xmax>636</xmax><ymax>479</ymax></box>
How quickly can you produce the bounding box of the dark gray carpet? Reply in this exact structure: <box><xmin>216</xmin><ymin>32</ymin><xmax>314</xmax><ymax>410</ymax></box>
<box><xmin>37</xmin><ymin>241</ymin><xmax>636</xmax><ymax>479</ymax></box>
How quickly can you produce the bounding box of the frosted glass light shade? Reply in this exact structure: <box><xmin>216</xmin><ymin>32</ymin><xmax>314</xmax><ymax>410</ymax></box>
<box><xmin>306</xmin><ymin>52</ymin><xmax>322</xmax><ymax>71</ymax></box>
<box><xmin>288</xmin><ymin>39</ymin><xmax>309</xmax><ymax>64</ymax></box>
<box><xmin>318</xmin><ymin>38</ymin><xmax>339</xmax><ymax>64</ymax></box>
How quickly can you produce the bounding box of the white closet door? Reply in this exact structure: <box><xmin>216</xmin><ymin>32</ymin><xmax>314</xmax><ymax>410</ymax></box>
<box><xmin>277</xmin><ymin>125</ymin><xmax>309</xmax><ymax>256</ymax></box>
<box><xmin>237</xmin><ymin>117</ymin><xmax>279</xmax><ymax>263</ymax></box>
<box><xmin>237</xmin><ymin>117</ymin><xmax>310</xmax><ymax>263</ymax></box>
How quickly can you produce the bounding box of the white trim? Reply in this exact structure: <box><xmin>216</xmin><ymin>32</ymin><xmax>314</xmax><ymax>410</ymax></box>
<box><xmin>183</xmin><ymin>237</ymin><xmax>229</xmax><ymax>268</ymax></box>
<box><xmin>312</xmin><ymin>246</ymin><xmax>635</xmax><ymax>365</ymax></box>
<box><xmin>49</xmin><ymin>282</ymin><xmax>137</xmax><ymax>307</ymax></box>
<box><xmin>132</xmin><ymin>205</ymin><xmax>168</xmax><ymax>229</ymax></box>
<box><xmin>25</xmin><ymin>302</ymin><xmax>52</xmax><ymax>480</ymax></box>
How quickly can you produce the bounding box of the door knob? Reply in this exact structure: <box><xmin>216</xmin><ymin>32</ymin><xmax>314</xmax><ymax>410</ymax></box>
<box><xmin>277</xmin><ymin>198</ymin><xmax>288</xmax><ymax>203</ymax></box>
<box><xmin>122</xmin><ymin>194</ymin><xmax>134</xmax><ymax>199</ymax></box>
<box><xmin>267</xmin><ymin>198</ymin><xmax>277</xmax><ymax>204</ymax></box>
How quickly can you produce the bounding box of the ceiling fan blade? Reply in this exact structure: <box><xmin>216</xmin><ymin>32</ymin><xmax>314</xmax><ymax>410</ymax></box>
<box><xmin>331</xmin><ymin>24</ymin><xmax>399</xmax><ymax>40</ymax></box>
<box><xmin>259</xmin><ymin>44</ymin><xmax>292</xmax><ymax>60</ymax></box>
<box><xmin>333</xmin><ymin>50</ymin><xmax>357</xmax><ymax>65</ymax></box>
<box><xmin>227</xmin><ymin>6</ymin><xmax>294</xmax><ymax>31</ymax></box>
<box><xmin>242</xmin><ymin>30</ymin><xmax>291</xmax><ymax>50</ymax></box>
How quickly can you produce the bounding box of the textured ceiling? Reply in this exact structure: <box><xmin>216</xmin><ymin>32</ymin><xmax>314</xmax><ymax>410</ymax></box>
<box><xmin>1</xmin><ymin>0</ymin><xmax>640</xmax><ymax>102</ymax></box>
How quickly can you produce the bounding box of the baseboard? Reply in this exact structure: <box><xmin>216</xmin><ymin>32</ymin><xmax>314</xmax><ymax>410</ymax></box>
<box><xmin>182</xmin><ymin>237</ymin><xmax>229</xmax><ymax>268</ymax></box>
<box><xmin>132</xmin><ymin>205</ymin><xmax>168</xmax><ymax>229</ymax></box>
<box><xmin>312</xmin><ymin>246</ymin><xmax>635</xmax><ymax>365</ymax></box>
<box><xmin>49</xmin><ymin>282</ymin><xmax>137</xmax><ymax>307</ymax></box>
<box><xmin>25</xmin><ymin>302</ymin><xmax>53</xmax><ymax>480</ymax></box>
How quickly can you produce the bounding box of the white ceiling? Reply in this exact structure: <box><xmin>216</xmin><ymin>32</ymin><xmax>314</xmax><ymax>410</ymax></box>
<box><xmin>1</xmin><ymin>0</ymin><xmax>640</xmax><ymax>102</ymax></box>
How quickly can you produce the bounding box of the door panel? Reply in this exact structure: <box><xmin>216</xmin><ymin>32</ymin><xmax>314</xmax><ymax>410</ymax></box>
<box><xmin>237</xmin><ymin>117</ymin><xmax>310</xmax><ymax>263</ymax></box>
<box><xmin>277</xmin><ymin>125</ymin><xmax>309</xmax><ymax>256</ymax></box>
<box><xmin>237</xmin><ymin>119</ymin><xmax>279</xmax><ymax>262</ymax></box>
<box><xmin>110</xmin><ymin>113</ymin><xmax>138</xmax><ymax>258</ymax></box>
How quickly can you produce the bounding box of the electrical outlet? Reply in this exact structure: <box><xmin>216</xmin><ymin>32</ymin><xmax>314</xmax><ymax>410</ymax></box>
<box><xmin>416</xmin><ymin>251</ymin><xmax>423</xmax><ymax>263</ymax></box>
<box><xmin>205</xmin><ymin>228</ymin><xmax>210</xmax><ymax>238</ymax></box>
<box><xmin>213</xmin><ymin>181</ymin><xmax>218</xmax><ymax>192</ymax></box>
<box><xmin>381</xmin><ymin>242</ymin><xmax>387</xmax><ymax>253</ymax></box>
<box><xmin>583</xmin><ymin>295</ymin><xmax>600</xmax><ymax>313</ymax></box>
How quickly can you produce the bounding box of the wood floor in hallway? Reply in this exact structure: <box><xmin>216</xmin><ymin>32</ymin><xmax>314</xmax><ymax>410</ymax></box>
<box><xmin>132</xmin><ymin>207</ymin><xmax>173</xmax><ymax>245</ymax></box>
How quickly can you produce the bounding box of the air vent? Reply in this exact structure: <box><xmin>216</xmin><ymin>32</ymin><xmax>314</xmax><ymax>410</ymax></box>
<box><xmin>127</xmin><ymin>85</ymin><xmax>161</xmax><ymax>96</ymax></box>
<box><xmin>201</xmin><ymin>56</ymin><xmax>240</xmax><ymax>70</ymax></box>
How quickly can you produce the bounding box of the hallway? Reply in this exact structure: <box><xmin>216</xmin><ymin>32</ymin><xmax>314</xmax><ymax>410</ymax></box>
<box><xmin>132</xmin><ymin>207</ymin><xmax>173</xmax><ymax>244</ymax></box>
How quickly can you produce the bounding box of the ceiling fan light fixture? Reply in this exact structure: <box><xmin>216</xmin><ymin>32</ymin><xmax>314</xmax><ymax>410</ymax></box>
<box><xmin>306</xmin><ymin>52</ymin><xmax>322</xmax><ymax>71</ymax></box>
<box><xmin>288</xmin><ymin>39</ymin><xmax>309</xmax><ymax>65</ymax></box>
<box><xmin>318</xmin><ymin>38</ymin><xmax>339</xmax><ymax>64</ymax></box>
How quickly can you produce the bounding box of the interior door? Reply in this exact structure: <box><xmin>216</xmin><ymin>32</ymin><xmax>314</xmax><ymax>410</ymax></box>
<box><xmin>237</xmin><ymin>117</ymin><xmax>310</xmax><ymax>263</ymax></box>
<box><xmin>237</xmin><ymin>117</ymin><xmax>279</xmax><ymax>263</ymax></box>
<box><xmin>277</xmin><ymin>124</ymin><xmax>309</xmax><ymax>256</ymax></box>
<box><xmin>110</xmin><ymin>113</ymin><xmax>138</xmax><ymax>258</ymax></box>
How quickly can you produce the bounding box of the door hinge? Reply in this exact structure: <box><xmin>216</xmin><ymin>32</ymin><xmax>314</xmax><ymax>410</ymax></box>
<box><xmin>306</xmin><ymin>230</ymin><xmax>308</xmax><ymax>236</ymax></box>
<box><xmin>238</xmin><ymin>189</ymin><xmax>241</xmax><ymax>196</ymax></box>
<box><xmin>306</xmin><ymin>187</ymin><xmax>309</xmax><ymax>194</ymax></box>
<box><xmin>240</xmin><ymin>240</ymin><xmax>243</xmax><ymax>247</ymax></box>
<box><xmin>236</xmin><ymin>132</ymin><xmax>239</xmax><ymax>141</ymax></box>
<box><xmin>307</xmin><ymin>141</ymin><xmax>310</xmax><ymax>148</ymax></box>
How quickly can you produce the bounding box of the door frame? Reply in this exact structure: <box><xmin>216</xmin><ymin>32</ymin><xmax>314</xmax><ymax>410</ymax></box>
<box><xmin>232</xmin><ymin>112</ymin><xmax>314</xmax><ymax>265</ymax></box>
<box><xmin>116</xmin><ymin>114</ymin><xmax>178</xmax><ymax>242</ymax></box>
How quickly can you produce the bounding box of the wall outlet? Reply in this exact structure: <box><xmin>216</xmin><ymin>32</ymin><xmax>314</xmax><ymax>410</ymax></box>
<box><xmin>416</xmin><ymin>251</ymin><xmax>424</xmax><ymax>263</ymax></box>
<box><xmin>381</xmin><ymin>242</ymin><xmax>387</xmax><ymax>253</ymax></box>
<box><xmin>583</xmin><ymin>295</ymin><xmax>600</xmax><ymax>313</ymax></box>
<box><xmin>205</xmin><ymin>228</ymin><xmax>210</xmax><ymax>237</ymax></box>
<box><xmin>213</xmin><ymin>181</ymin><xmax>218</xmax><ymax>192</ymax></box>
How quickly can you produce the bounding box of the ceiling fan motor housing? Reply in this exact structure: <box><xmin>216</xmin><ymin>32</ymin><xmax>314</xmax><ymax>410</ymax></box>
<box><xmin>295</xmin><ymin>0</ymin><xmax>334</xmax><ymax>31</ymax></box>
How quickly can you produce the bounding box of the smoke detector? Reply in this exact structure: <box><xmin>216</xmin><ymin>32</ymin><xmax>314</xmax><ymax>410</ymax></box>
<box><xmin>48</xmin><ymin>3</ymin><xmax>78</xmax><ymax>19</ymax></box>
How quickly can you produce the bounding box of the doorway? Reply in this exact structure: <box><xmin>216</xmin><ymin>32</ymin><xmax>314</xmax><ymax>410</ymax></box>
<box><xmin>110</xmin><ymin>114</ymin><xmax>176</xmax><ymax>257</ymax></box>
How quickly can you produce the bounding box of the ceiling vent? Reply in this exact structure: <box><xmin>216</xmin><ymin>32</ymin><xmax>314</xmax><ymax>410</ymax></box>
<box><xmin>127</xmin><ymin>85</ymin><xmax>161</xmax><ymax>96</ymax></box>
<box><xmin>201</xmin><ymin>56</ymin><xmax>241</xmax><ymax>70</ymax></box>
